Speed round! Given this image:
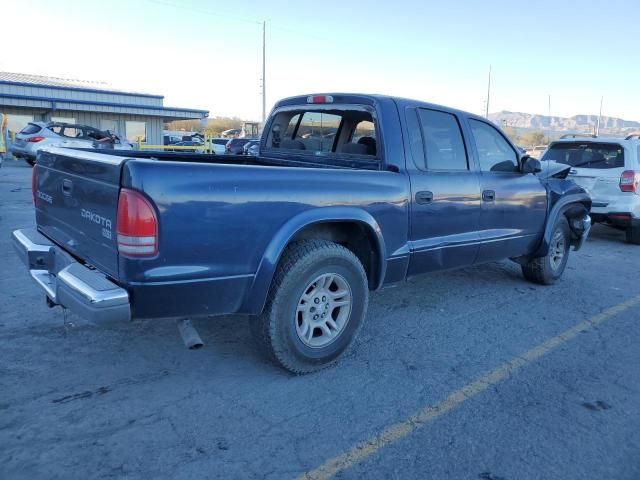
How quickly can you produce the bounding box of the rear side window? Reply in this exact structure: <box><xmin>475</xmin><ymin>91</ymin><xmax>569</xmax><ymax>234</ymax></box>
<box><xmin>416</xmin><ymin>109</ymin><xmax>468</xmax><ymax>170</ymax></box>
<box><xmin>20</xmin><ymin>123</ymin><xmax>41</xmax><ymax>135</ymax></box>
<box><xmin>542</xmin><ymin>142</ymin><xmax>624</xmax><ymax>169</ymax></box>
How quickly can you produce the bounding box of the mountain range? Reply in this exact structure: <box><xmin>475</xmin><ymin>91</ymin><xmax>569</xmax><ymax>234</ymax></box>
<box><xmin>488</xmin><ymin>111</ymin><xmax>640</xmax><ymax>136</ymax></box>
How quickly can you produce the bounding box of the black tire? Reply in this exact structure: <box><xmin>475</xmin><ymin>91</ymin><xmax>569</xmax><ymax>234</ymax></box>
<box><xmin>626</xmin><ymin>226</ymin><xmax>640</xmax><ymax>245</ymax></box>
<box><xmin>522</xmin><ymin>217</ymin><xmax>570</xmax><ymax>285</ymax></box>
<box><xmin>25</xmin><ymin>158</ymin><xmax>35</xmax><ymax>167</ymax></box>
<box><xmin>250</xmin><ymin>239</ymin><xmax>369</xmax><ymax>374</ymax></box>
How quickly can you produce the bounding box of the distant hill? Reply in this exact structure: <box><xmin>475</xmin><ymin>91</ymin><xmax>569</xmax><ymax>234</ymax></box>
<box><xmin>489</xmin><ymin>111</ymin><xmax>640</xmax><ymax>137</ymax></box>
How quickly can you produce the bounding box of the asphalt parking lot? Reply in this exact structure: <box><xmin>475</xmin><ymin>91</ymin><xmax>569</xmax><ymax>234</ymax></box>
<box><xmin>1</xmin><ymin>159</ymin><xmax>639</xmax><ymax>480</ymax></box>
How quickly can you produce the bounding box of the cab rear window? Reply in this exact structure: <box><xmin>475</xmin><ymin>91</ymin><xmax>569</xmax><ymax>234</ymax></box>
<box><xmin>265</xmin><ymin>107</ymin><xmax>378</xmax><ymax>158</ymax></box>
<box><xmin>542</xmin><ymin>142</ymin><xmax>624</xmax><ymax>169</ymax></box>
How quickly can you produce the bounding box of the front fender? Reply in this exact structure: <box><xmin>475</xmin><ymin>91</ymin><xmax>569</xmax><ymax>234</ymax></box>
<box><xmin>242</xmin><ymin>207</ymin><xmax>387</xmax><ymax>315</ymax></box>
<box><xmin>533</xmin><ymin>192</ymin><xmax>591</xmax><ymax>257</ymax></box>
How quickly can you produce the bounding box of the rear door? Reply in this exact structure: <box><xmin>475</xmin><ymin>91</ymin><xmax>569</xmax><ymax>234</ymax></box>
<box><xmin>542</xmin><ymin>141</ymin><xmax>626</xmax><ymax>207</ymax></box>
<box><xmin>34</xmin><ymin>148</ymin><xmax>125</xmax><ymax>278</ymax></box>
<box><xmin>467</xmin><ymin>118</ymin><xmax>547</xmax><ymax>261</ymax></box>
<box><xmin>405</xmin><ymin>107</ymin><xmax>482</xmax><ymax>274</ymax></box>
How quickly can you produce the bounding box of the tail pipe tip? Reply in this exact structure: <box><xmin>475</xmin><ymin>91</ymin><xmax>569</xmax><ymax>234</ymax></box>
<box><xmin>176</xmin><ymin>318</ymin><xmax>204</xmax><ymax>350</ymax></box>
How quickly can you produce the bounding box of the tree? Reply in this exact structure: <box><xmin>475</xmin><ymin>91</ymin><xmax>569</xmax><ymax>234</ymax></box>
<box><xmin>520</xmin><ymin>131</ymin><xmax>546</xmax><ymax>147</ymax></box>
<box><xmin>502</xmin><ymin>126</ymin><xmax>521</xmax><ymax>145</ymax></box>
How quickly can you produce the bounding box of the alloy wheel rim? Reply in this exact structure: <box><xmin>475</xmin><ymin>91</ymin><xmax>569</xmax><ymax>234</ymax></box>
<box><xmin>295</xmin><ymin>273</ymin><xmax>352</xmax><ymax>348</ymax></box>
<box><xmin>550</xmin><ymin>230</ymin><xmax>566</xmax><ymax>271</ymax></box>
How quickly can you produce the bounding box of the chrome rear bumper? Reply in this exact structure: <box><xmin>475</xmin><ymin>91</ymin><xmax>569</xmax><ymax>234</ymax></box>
<box><xmin>12</xmin><ymin>229</ymin><xmax>130</xmax><ymax>324</ymax></box>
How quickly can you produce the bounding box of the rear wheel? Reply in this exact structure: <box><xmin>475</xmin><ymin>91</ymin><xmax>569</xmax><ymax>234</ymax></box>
<box><xmin>522</xmin><ymin>217</ymin><xmax>570</xmax><ymax>285</ymax></box>
<box><xmin>250</xmin><ymin>240</ymin><xmax>368</xmax><ymax>374</ymax></box>
<box><xmin>626</xmin><ymin>225</ymin><xmax>640</xmax><ymax>245</ymax></box>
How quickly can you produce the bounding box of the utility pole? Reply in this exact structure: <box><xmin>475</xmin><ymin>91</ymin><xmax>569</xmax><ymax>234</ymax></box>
<box><xmin>262</xmin><ymin>20</ymin><xmax>266</xmax><ymax>125</ymax></box>
<box><xmin>485</xmin><ymin>65</ymin><xmax>491</xmax><ymax>119</ymax></box>
<box><xmin>548</xmin><ymin>94</ymin><xmax>551</xmax><ymax>143</ymax></box>
<box><xmin>595</xmin><ymin>96</ymin><xmax>603</xmax><ymax>136</ymax></box>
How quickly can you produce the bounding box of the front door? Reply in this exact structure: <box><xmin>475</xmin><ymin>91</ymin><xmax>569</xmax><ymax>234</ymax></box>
<box><xmin>467</xmin><ymin>118</ymin><xmax>547</xmax><ymax>262</ymax></box>
<box><xmin>406</xmin><ymin>107</ymin><xmax>482</xmax><ymax>276</ymax></box>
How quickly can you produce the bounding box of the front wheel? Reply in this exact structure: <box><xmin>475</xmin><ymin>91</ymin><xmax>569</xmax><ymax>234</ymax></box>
<box><xmin>250</xmin><ymin>240</ymin><xmax>369</xmax><ymax>374</ymax></box>
<box><xmin>522</xmin><ymin>217</ymin><xmax>570</xmax><ymax>285</ymax></box>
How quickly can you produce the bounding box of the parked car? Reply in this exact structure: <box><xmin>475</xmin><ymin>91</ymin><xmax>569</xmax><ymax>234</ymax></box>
<box><xmin>225</xmin><ymin>138</ymin><xmax>251</xmax><ymax>154</ymax></box>
<box><xmin>169</xmin><ymin>140</ymin><xmax>205</xmax><ymax>153</ymax></box>
<box><xmin>242</xmin><ymin>140</ymin><xmax>260</xmax><ymax>155</ymax></box>
<box><xmin>221</xmin><ymin>128</ymin><xmax>241</xmax><ymax>138</ymax></box>
<box><xmin>10</xmin><ymin>122</ymin><xmax>132</xmax><ymax>166</ymax></box>
<box><xmin>210</xmin><ymin>138</ymin><xmax>228</xmax><ymax>155</ymax></box>
<box><xmin>163</xmin><ymin>135</ymin><xmax>182</xmax><ymax>146</ymax></box>
<box><xmin>13</xmin><ymin>93</ymin><xmax>591</xmax><ymax>373</ymax></box>
<box><xmin>246</xmin><ymin>142</ymin><xmax>260</xmax><ymax>156</ymax></box>
<box><xmin>541</xmin><ymin>134</ymin><xmax>640</xmax><ymax>244</ymax></box>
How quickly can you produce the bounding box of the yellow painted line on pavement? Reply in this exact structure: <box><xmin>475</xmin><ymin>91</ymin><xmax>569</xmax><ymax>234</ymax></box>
<box><xmin>300</xmin><ymin>294</ymin><xmax>640</xmax><ymax>480</ymax></box>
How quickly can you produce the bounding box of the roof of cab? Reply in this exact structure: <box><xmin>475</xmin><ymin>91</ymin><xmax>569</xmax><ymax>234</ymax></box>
<box><xmin>274</xmin><ymin>93</ymin><xmax>487</xmax><ymax>121</ymax></box>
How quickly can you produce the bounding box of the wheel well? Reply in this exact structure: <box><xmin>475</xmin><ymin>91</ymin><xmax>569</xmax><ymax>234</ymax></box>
<box><xmin>562</xmin><ymin>201</ymin><xmax>590</xmax><ymax>242</ymax></box>
<box><xmin>289</xmin><ymin>221</ymin><xmax>381</xmax><ymax>290</ymax></box>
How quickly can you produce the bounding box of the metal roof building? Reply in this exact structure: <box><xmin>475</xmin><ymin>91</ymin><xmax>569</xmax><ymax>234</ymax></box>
<box><xmin>0</xmin><ymin>72</ymin><xmax>208</xmax><ymax>145</ymax></box>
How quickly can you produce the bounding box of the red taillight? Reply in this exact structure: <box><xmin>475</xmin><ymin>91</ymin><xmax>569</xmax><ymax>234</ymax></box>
<box><xmin>31</xmin><ymin>167</ymin><xmax>37</xmax><ymax>204</ymax></box>
<box><xmin>620</xmin><ymin>170</ymin><xmax>640</xmax><ymax>193</ymax></box>
<box><xmin>116</xmin><ymin>189</ymin><xmax>158</xmax><ymax>257</ymax></box>
<box><xmin>306</xmin><ymin>95</ymin><xmax>333</xmax><ymax>104</ymax></box>
<box><xmin>27</xmin><ymin>136</ymin><xmax>45</xmax><ymax>143</ymax></box>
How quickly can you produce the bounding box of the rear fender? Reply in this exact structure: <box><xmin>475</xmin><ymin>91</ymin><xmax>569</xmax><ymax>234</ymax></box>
<box><xmin>243</xmin><ymin>207</ymin><xmax>386</xmax><ymax>315</ymax></box>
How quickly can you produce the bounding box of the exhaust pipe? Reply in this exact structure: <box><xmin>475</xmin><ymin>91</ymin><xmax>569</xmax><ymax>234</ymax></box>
<box><xmin>176</xmin><ymin>318</ymin><xmax>204</xmax><ymax>350</ymax></box>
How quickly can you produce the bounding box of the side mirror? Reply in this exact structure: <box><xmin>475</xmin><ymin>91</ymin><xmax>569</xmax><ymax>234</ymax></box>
<box><xmin>521</xmin><ymin>155</ymin><xmax>542</xmax><ymax>174</ymax></box>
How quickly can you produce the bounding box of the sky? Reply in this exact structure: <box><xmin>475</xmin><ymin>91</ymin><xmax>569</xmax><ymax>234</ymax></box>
<box><xmin>2</xmin><ymin>0</ymin><xmax>639</xmax><ymax>122</ymax></box>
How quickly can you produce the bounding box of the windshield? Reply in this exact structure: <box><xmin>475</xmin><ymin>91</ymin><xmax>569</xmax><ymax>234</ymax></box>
<box><xmin>541</xmin><ymin>142</ymin><xmax>624</xmax><ymax>169</ymax></box>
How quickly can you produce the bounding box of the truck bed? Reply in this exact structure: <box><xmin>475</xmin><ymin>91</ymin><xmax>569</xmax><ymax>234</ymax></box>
<box><xmin>33</xmin><ymin>146</ymin><xmax>408</xmax><ymax>319</ymax></box>
<box><xmin>75</xmin><ymin>148</ymin><xmax>384</xmax><ymax>171</ymax></box>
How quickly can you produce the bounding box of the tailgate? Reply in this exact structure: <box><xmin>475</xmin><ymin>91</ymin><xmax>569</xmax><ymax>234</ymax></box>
<box><xmin>34</xmin><ymin>148</ymin><xmax>126</xmax><ymax>279</ymax></box>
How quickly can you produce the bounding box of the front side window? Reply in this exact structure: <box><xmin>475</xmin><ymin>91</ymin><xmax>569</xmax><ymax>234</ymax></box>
<box><xmin>61</xmin><ymin>126</ymin><xmax>82</xmax><ymax>138</ymax></box>
<box><xmin>542</xmin><ymin>142</ymin><xmax>625</xmax><ymax>169</ymax></box>
<box><xmin>469</xmin><ymin>119</ymin><xmax>519</xmax><ymax>172</ymax></box>
<box><xmin>417</xmin><ymin>109</ymin><xmax>468</xmax><ymax>170</ymax></box>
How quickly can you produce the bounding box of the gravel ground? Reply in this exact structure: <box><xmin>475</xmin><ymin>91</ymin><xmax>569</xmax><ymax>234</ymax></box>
<box><xmin>1</xmin><ymin>159</ymin><xmax>639</xmax><ymax>479</ymax></box>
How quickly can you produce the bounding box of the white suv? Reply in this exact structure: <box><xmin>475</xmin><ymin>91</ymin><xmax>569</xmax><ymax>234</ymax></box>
<box><xmin>541</xmin><ymin>134</ymin><xmax>640</xmax><ymax>244</ymax></box>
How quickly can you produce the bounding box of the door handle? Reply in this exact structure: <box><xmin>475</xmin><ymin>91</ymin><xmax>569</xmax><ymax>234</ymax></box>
<box><xmin>62</xmin><ymin>179</ymin><xmax>73</xmax><ymax>196</ymax></box>
<box><xmin>415</xmin><ymin>191</ymin><xmax>433</xmax><ymax>205</ymax></box>
<box><xmin>482</xmin><ymin>189</ymin><xmax>495</xmax><ymax>202</ymax></box>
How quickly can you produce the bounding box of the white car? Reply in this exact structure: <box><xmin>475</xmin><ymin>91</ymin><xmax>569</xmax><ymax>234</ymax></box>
<box><xmin>210</xmin><ymin>138</ymin><xmax>229</xmax><ymax>155</ymax></box>
<box><xmin>541</xmin><ymin>134</ymin><xmax>640</xmax><ymax>243</ymax></box>
<box><xmin>10</xmin><ymin>122</ymin><xmax>132</xmax><ymax>166</ymax></box>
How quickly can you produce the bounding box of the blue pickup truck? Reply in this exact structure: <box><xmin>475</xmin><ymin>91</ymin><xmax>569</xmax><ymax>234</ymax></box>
<box><xmin>13</xmin><ymin>93</ymin><xmax>592</xmax><ymax>373</ymax></box>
